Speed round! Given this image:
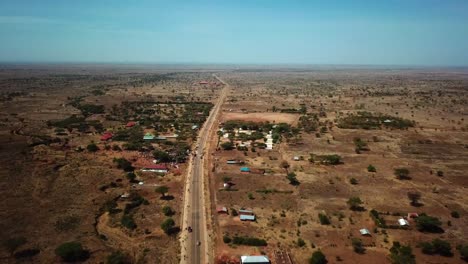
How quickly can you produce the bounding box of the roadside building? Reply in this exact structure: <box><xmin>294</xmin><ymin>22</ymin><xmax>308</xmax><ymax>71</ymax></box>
<box><xmin>126</xmin><ymin>121</ymin><xmax>136</xmax><ymax>127</ymax></box>
<box><xmin>240</xmin><ymin>214</ymin><xmax>256</xmax><ymax>221</ymax></box>
<box><xmin>143</xmin><ymin>133</ymin><xmax>155</xmax><ymax>140</ymax></box>
<box><xmin>240</xmin><ymin>255</ymin><xmax>270</xmax><ymax>264</ymax></box>
<box><xmin>359</xmin><ymin>228</ymin><xmax>371</xmax><ymax>236</ymax></box>
<box><xmin>240</xmin><ymin>167</ymin><xmax>250</xmax><ymax>173</ymax></box>
<box><xmin>141</xmin><ymin>164</ymin><xmax>168</xmax><ymax>173</ymax></box>
<box><xmin>217</xmin><ymin>206</ymin><xmax>228</xmax><ymax>214</ymax></box>
<box><xmin>398</xmin><ymin>218</ymin><xmax>410</xmax><ymax>226</ymax></box>
<box><xmin>101</xmin><ymin>132</ymin><xmax>113</xmax><ymax>141</ymax></box>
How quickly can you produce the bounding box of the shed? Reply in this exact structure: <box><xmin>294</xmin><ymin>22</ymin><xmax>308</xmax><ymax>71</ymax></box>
<box><xmin>141</xmin><ymin>164</ymin><xmax>168</xmax><ymax>173</ymax></box>
<box><xmin>293</xmin><ymin>156</ymin><xmax>300</xmax><ymax>161</ymax></box>
<box><xmin>126</xmin><ymin>121</ymin><xmax>136</xmax><ymax>127</ymax></box>
<box><xmin>240</xmin><ymin>214</ymin><xmax>256</xmax><ymax>221</ymax></box>
<box><xmin>240</xmin><ymin>255</ymin><xmax>270</xmax><ymax>264</ymax></box>
<box><xmin>359</xmin><ymin>228</ymin><xmax>371</xmax><ymax>236</ymax></box>
<box><xmin>398</xmin><ymin>218</ymin><xmax>410</xmax><ymax>226</ymax></box>
<box><xmin>143</xmin><ymin>133</ymin><xmax>155</xmax><ymax>140</ymax></box>
<box><xmin>239</xmin><ymin>209</ymin><xmax>254</xmax><ymax>215</ymax></box>
<box><xmin>240</xmin><ymin>167</ymin><xmax>251</xmax><ymax>173</ymax></box>
<box><xmin>101</xmin><ymin>132</ymin><xmax>113</xmax><ymax>141</ymax></box>
<box><xmin>217</xmin><ymin>206</ymin><xmax>228</xmax><ymax>214</ymax></box>
<box><xmin>407</xmin><ymin>213</ymin><xmax>419</xmax><ymax>219</ymax></box>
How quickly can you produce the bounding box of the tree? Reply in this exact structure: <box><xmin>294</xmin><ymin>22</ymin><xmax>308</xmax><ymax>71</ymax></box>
<box><xmin>350</xmin><ymin>178</ymin><xmax>358</xmax><ymax>185</ymax></box>
<box><xmin>286</xmin><ymin>172</ymin><xmax>300</xmax><ymax>185</ymax></box>
<box><xmin>3</xmin><ymin>237</ymin><xmax>27</xmax><ymax>255</ymax></box>
<box><xmin>323</xmin><ymin>155</ymin><xmax>341</xmax><ymax>165</ymax></box>
<box><xmin>458</xmin><ymin>245</ymin><xmax>468</xmax><ymax>261</ymax></box>
<box><xmin>87</xmin><ymin>142</ymin><xmax>99</xmax><ymax>152</ymax></box>
<box><xmin>222</xmin><ymin>176</ymin><xmax>232</xmax><ymax>183</ymax></box>
<box><xmin>162</xmin><ymin>206</ymin><xmax>174</xmax><ymax>216</ymax></box>
<box><xmin>309</xmin><ymin>250</ymin><xmax>327</xmax><ymax>264</ymax></box>
<box><xmin>407</xmin><ymin>191</ymin><xmax>422</xmax><ymax>206</ymax></box>
<box><xmin>451</xmin><ymin>211</ymin><xmax>460</xmax><ymax>218</ymax></box>
<box><xmin>153</xmin><ymin>149</ymin><xmax>171</xmax><ymax>162</ymax></box>
<box><xmin>318</xmin><ymin>213</ymin><xmax>331</xmax><ymax>225</ymax></box>
<box><xmin>126</xmin><ymin>172</ymin><xmax>137</xmax><ymax>182</ymax></box>
<box><xmin>420</xmin><ymin>239</ymin><xmax>453</xmax><ymax>256</ymax></box>
<box><xmin>54</xmin><ymin>241</ymin><xmax>89</xmax><ymax>262</ymax></box>
<box><xmin>347</xmin><ymin>197</ymin><xmax>363</xmax><ymax>211</ymax></box>
<box><xmin>394</xmin><ymin>168</ymin><xmax>410</xmax><ymax>179</ymax></box>
<box><xmin>280</xmin><ymin>160</ymin><xmax>290</xmax><ymax>173</ymax></box>
<box><xmin>121</xmin><ymin>214</ymin><xmax>136</xmax><ymax>230</ymax></box>
<box><xmin>155</xmin><ymin>186</ymin><xmax>169</xmax><ymax>198</ymax></box>
<box><xmin>220</xmin><ymin>142</ymin><xmax>234</xmax><ymax>150</ymax></box>
<box><xmin>351</xmin><ymin>238</ymin><xmax>366</xmax><ymax>254</ymax></box>
<box><xmin>367</xmin><ymin>164</ymin><xmax>376</xmax><ymax>172</ymax></box>
<box><xmin>297</xmin><ymin>237</ymin><xmax>306</xmax><ymax>247</ymax></box>
<box><xmin>415</xmin><ymin>214</ymin><xmax>443</xmax><ymax>233</ymax></box>
<box><xmin>389</xmin><ymin>242</ymin><xmax>415</xmax><ymax>264</ymax></box>
<box><xmin>160</xmin><ymin>218</ymin><xmax>175</xmax><ymax>235</ymax></box>
<box><xmin>113</xmin><ymin>158</ymin><xmax>134</xmax><ymax>172</ymax></box>
<box><xmin>107</xmin><ymin>250</ymin><xmax>131</xmax><ymax>264</ymax></box>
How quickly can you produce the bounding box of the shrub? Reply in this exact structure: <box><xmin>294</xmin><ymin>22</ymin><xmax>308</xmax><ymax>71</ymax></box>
<box><xmin>161</xmin><ymin>218</ymin><xmax>176</xmax><ymax>235</ymax></box>
<box><xmin>121</xmin><ymin>214</ymin><xmax>137</xmax><ymax>230</ymax></box>
<box><xmin>350</xmin><ymin>178</ymin><xmax>358</xmax><ymax>185</ymax></box>
<box><xmin>309</xmin><ymin>250</ymin><xmax>327</xmax><ymax>264</ymax></box>
<box><xmin>297</xmin><ymin>238</ymin><xmax>306</xmax><ymax>247</ymax></box>
<box><xmin>107</xmin><ymin>250</ymin><xmax>131</xmax><ymax>264</ymax></box>
<box><xmin>54</xmin><ymin>241</ymin><xmax>89</xmax><ymax>262</ymax></box>
<box><xmin>351</xmin><ymin>238</ymin><xmax>365</xmax><ymax>254</ymax></box>
<box><xmin>232</xmin><ymin>236</ymin><xmax>267</xmax><ymax>246</ymax></box>
<box><xmin>389</xmin><ymin>242</ymin><xmax>415</xmax><ymax>264</ymax></box>
<box><xmin>347</xmin><ymin>197</ymin><xmax>363</xmax><ymax>211</ymax></box>
<box><xmin>13</xmin><ymin>248</ymin><xmax>40</xmax><ymax>259</ymax></box>
<box><xmin>323</xmin><ymin>155</ymin><xmax>341</xmax><ymax>165</ymax></box>
<box><xmin>3</xmin><ymin>236</ymin><xmax>27</xmax><ymax>254</ymax></box>
<box><xmin>221</xmin><ymin>142</ymin><xmax>234</xmax><ymax>150</ymax></box>
<box><xmin>420</xmin><ymin>239</ymin><xmax>453</xmax><ymax>256</ymax></box>
<box><xmin>126</xmin><ymin>172</ymin><xmax>137</xmax><ymax>182</ymax></box>
<box><xmin>318</xmin><ymin>213</ymin><xmax>331</xmax><ymax>225</ymax></box>
<box><xmin>286</xmin><ymin>172</ymin><xmax>300</xmax><ymax>185</ymax></box>
<box><xmin>162</xmin><ymin>206</ymin><xmax>174</xmax><ymax>216</ymax></box>
<box><xmin>450</xmin><ymin>211</ymin><xmax>460</xmax><ymax>218</ymax></box>
<box><xmin>415</xmin><ymin>214</ymin><xmax>443</xmax><ymax>233</ymax></box>
<box><xmin>87</xmin><ymin>143</ymin><xmax>99</xmax><ymax>152</ymax></box>
<box><xmin>223</xmin><ymin>235</ymin><xmax>232</xmax><ymax>244</ymax></box>
<box><xmin>459</xmin><ymin>245</ymin><xmax>468</xmax><ymax>261</ymax></box>
<box><xmin>394</xmin><ymin>168</ymin><xmax>410</xmax><ymax>180</ymax></box>
<box><xmin>436</xmin><ymin>170</ymin><xmax>444</xmax><ymax>177</ymax></box>
<box><xmin>113</xmin><ymin>158</ymin><xmax>134</xmax><ymax>172</ymax></box>
<box><xmin>407</xmin><ymin>191</ymin><xmax>422</xmax><ymax>206</ymax></box>
<box><xmin>367</xmin><ymin>165</ymin><xmax>376</xmax><ymax>172</ymax></box>
<box><xmin>231</xmin><ymin>208</ymin><xmax>238</xmax><ymax>216</ymax></box>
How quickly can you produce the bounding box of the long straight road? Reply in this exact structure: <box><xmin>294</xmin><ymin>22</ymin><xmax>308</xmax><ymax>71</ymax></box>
<box><xmin>180</xmin><ymin>75</ymin><xmax>228</xmax><ymax>264</ymax></box>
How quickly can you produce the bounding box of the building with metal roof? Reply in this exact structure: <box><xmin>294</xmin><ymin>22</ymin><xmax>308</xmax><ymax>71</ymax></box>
<box><xmin>240</xmin><ymin>255</ymin><xmax>270</xmax><ymax>264</ymax></box>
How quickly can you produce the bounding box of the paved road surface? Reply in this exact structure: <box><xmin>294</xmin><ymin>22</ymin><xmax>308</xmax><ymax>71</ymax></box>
<box><xmin>180</xmin><ymin>75</ymin><xmax>228</xmax><ymax>264</ymax></box>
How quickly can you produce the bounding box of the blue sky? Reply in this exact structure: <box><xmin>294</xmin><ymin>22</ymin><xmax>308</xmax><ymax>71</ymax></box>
<box><xmin>0</xmin><ymin>0</ymin><xmax>467</xmax><ymax>65</ymax></box>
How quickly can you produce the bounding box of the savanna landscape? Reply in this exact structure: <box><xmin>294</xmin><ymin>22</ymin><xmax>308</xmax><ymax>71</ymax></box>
<box><xmin>0</xmin><ymin>65</ymin><xmax>467</xmax><ymax>264</ymax></box>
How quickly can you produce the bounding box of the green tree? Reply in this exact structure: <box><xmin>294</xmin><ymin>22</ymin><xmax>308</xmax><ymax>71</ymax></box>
<box><xmin>155</xmin><ymin>186</ymin><xmax>169</xmax><ymax>198</ymax></box>
<box><xmin>367</xmin><ymin>164</ymin><xmax>376</xmax><ymax>172</ymax></box>
<box><xmin>162</xmin><ymin>206</ymin><xmax>174</xmax><ymax>216</ymax></box>
<box><xmin>309</xmin><ymin>250</ymin><xmax>328</xmax><ymax>264</ymax></box>
<box><xmin>121</xmin><ymin>214</ymin><xmax>136</xmax><ymax>230</ymax></box>
<box><xmin>318</xmin><ymin>213</ymin><xmax>331</xmax><ymax>225</ymax></box>
<box><xmin>161</xmin><ymin>218</ymin><xmax>175</xmax><ymax>235</ymax></box>
<box><xmin>221</xmin><ymin>142</ymin><xmax>234</xmax><ymax>150</ymax></box>
<box><xmin>347</xmin><ymin>197</ymin><xmax>363</xmax><ymax>211</ymax></box>
<box><xmin>297</xmin><ymin>238</ymin><xmax>306</xmax><ymax>247</ymax></box>
<box><xmin>113</xmin><ymin>158</ymin><xmax>134</xmax><ymax>172</ymax></box>
<box><xmin>323</xmin><ymin>155</ymin><xmax>341</xmax><ymax>165</ymax></box>
<box><xmin>286</xmin><ymin>172</ymin><xmax>300</xmax><ymax>185</ymax></box>
<box><xmin>394</xmin><ymin>168</ymin><xmax>410</xmax><ymax>179</ymax></box>
<box><xmin>87</xmin><ymin>142</ymin><xmax>99</xmax><ymax>152</ymax></box>
<box><xmin>407</xmin><ymin>191</ymin><xmax>422</xmax><ymax>206</ymax></box>
<box><xmin>459</xmin><ymin>245</ymin><xmax>468</xmax><ymax>261</ymax></box>
<box><xmin>416</xmin><ymin>214</ymin><xmax>442</xmax><ymax>233</ymax></box>
<box><xmin>389</xmin><ymin>242</ymin><xmax>415</xmax><ymax>264</ymax></box>
<box><xmin>107</xmin><ymin>250</ymin><xmax>131</xmax><ymax>264</ymax></box>
<box><xmin>351</xmin><ymin>238</ymin><xmax>366</xmax><ymax>254</ymax></box>
<box><xmin>54</xmin><ymin>241</ymin><xmax>89</xmax><ymax>262</ymax></box>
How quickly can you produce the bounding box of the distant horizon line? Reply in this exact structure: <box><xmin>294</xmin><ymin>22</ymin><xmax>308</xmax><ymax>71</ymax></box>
<box><xmin>1</xmin><ymin>61</ymin><xmax>468</xmax><ymax>69</ymax></box>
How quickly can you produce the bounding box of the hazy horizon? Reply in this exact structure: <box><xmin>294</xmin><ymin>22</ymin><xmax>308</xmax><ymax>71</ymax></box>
<box><xmin>1</xmin><ymin>1</ymin><xmax>467</xmax><ymax>66</ymax></box>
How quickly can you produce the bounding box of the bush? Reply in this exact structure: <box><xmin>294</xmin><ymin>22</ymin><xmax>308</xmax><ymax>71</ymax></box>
<box><xmin>223</xmin><ymin>235</ymin><xmax>232</xmax><ymax>244</ymax></box>
<box><xmin>126</xmin><ymin>172</ymin><xmax>137</xmax><ymax>182</ymax></box>
<box><xmin>389</xmin><ymin>242</ymin><xmax>415</xmax><ymax>264</ymax></box>
<box><xmin>309</xmin><ymin>250</ymin><xmax>327</xmax><ymax>264</ymax></box>
<box><xmin>420</xmin><ymin>239</ymin><xmax>453</xmax><ymax>256</ymax></box>
<box><xmin>113</xmin><ymin>158</ymin><xmax>134</xmax><ymax>172</ymax></box>
<box><xmin>450</xmin><ymin>211</ymin><xmax>460</xmax><ymax>218</ymax></box>
<box><xmin>350</xmin><ymin>178</ymin><xmax>358</xmax><ymax>185</ymax></box>
<box><xmin>323</xmin><ymin>155</ymin><xmax>341</xmax><ymax>165</ymax></box>
<box><xmin>87</xmin><ymin>143</ymin><xmax>99</xmax><ymax>152</ymax></box>
<box><xmin>286</xmin><ymin>172</ymin><xmax>300</xmax><ymax>185</ymax></box>
<box><xmin>162</xmin><ymin>206</ymin><xmax>174</xmax><ymax>216</ymax></box>
<box><xmin>347</xmin><ymin>197</ymin><xmax>363</xmax><ymax>211</ymax></box>
<box><xmin>415</xmin><ymin>214</ymin><xmax>443</xmax><ymax>233</ymax></box>
<box><xmin>221</xmin><ymin>142</ymin><xmax>234</xmax><ymax>150</ymax></box>
<box><xmin>13</xmin><ymin>248</ymin><xmax>40</xmax><ymax>259</ymax></box>
<box><xmin>107</xmin><ymin>250</ymin><xmax>131</xmax><ymax>264</ymax></box>
<box><xmin>231</xmin><ymin>208</ymin><xmax>238</xmax><ymax>216</ymax></box>
<box><xmin>394</xmin><ymin>168</ymin><xmax>410</xmax><ymax>180</ymax></box>
<box><xmin>318</xmin><ymin>213</ymin><xmax>331</xmax><ymax>225</ymax></box>
<box><xmin>367</xmin><ymin>165</ymin><xmax>376</xmax><ymax>172</ymax></box>
<box><xmin>351</xmin><ymin>238</ymin><xmax>365</xmax><ymax>254</ymax></box>
<box><xmin>232</xmin><ymin>236</ymin><xmax>267</xmax><ymax>246</ymax></box>
<box><xmin>55</xmin><ymin>241</ymin><xmax>89</xmax><ymax>262</ymax></box>
<box><xmin>121</xmin><ymin>214</ymin><xmax>137</xmax><ymax>230</ymax></box>
<box><xmin>161</xmin><ymin>218</ymin><xmax>176</xmax><ymax>235</ymax></box>
<box><xmin>3</xmin><ymin>236</ymin><xmax>27</xmax><ymax>254</ymax></box>
<box><xmin>297</xmin><ymin>238</ymin><xmax>306</xmax><ymax>247</ymax></box>
<box><xmin>459</xmin><ymin>245</ymin><xmax>468</xmax><ymax>261</ymax></box>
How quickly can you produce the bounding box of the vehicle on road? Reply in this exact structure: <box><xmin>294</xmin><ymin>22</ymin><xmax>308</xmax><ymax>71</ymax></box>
<box><xmin>196</xmin><ymin>241</ymin><xmax>201</xmax><ymax>246</ymax></box>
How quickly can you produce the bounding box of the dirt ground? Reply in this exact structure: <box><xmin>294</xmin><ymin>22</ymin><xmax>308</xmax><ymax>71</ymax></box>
<box><xmin>210</xmin><ymin>69</ymin><xmax>468</xmax><ymax>264</ymax></box>
<box><xmin>221</xmin><ymin>112</ymin><xmax>299</xmax><ymax>125</ymax></box>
